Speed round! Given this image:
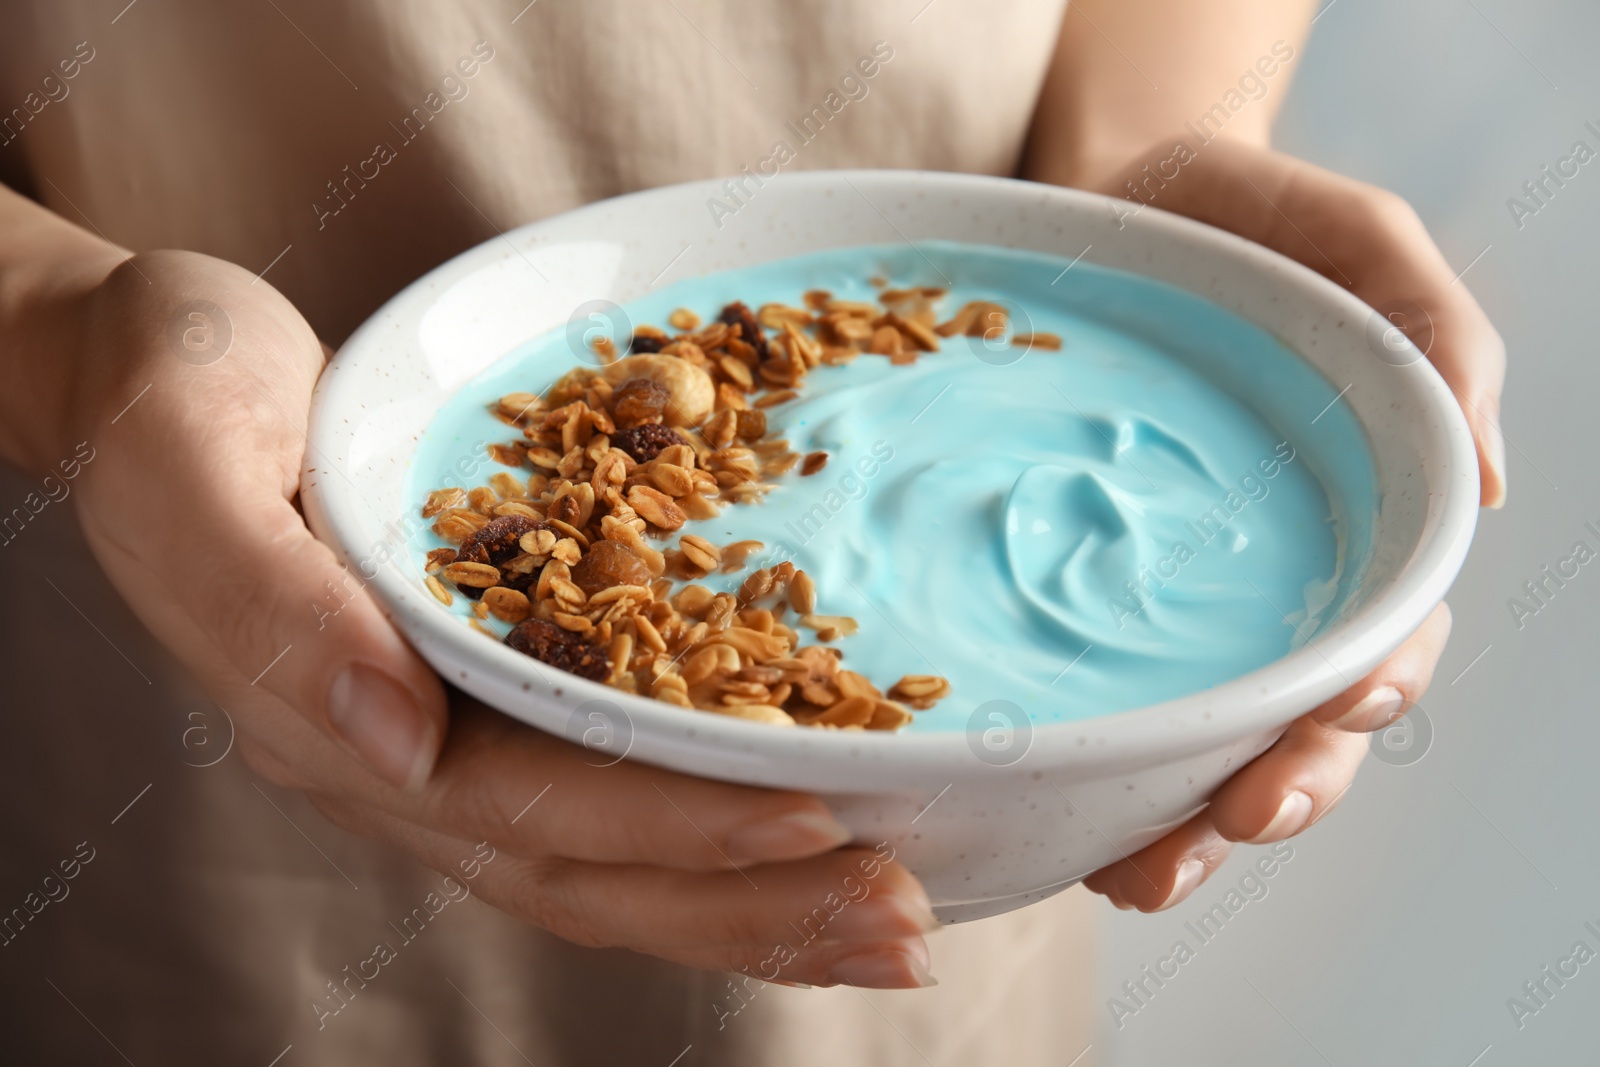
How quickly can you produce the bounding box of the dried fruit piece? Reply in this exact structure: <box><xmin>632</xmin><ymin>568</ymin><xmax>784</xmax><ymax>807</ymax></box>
<box><xmin>612</xmin><ymin>377</ymin><xmax>672</xmax><ymax>428</ymax></box>
<box><xmin>452</xmin><ymin>514</ymin><xmax>546</xmax><ymax>597</ymax></box>
<box><xmin>717</xmin><ymin>301</ymin><xmax>771</xmax><ymax>362</ymax></box>
<box><xmin>455</xmin><ymin>514</ymin><xmax>543</xmax><ymax>569</ymax></box>
<box><xmin>504</xmin><ymin>619</ymin><xmax>609</xmax><ymax>680</ymax></box>
<box><xmin>570</xmin><ymin>539</ymin><xmax>653</xmax><ymax>595</ymax></box>
<box><xmin>611</xmin><ymin>424</ymin><xmax>686</xmax><ymax>463</ymax></box>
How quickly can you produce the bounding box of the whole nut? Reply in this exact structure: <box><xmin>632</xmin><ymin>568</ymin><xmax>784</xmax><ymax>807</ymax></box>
<box><xmin>599</xmin><ymin>355</ymin><xmax>714</xmax><ymax>427</ymax></box>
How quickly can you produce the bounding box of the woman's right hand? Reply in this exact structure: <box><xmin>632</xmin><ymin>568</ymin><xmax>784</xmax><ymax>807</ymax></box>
<box><xmin>63</xmin><ymin>249</ymin><xmax>938</xmax><ymax>988</ymax></box>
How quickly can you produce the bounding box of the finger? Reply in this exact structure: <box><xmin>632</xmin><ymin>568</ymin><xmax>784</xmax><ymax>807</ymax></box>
<box><xmin>175</xmin><ymin>484</ymin><xmax>448</xmax><ymax>790</ymax></box>
<box><xmin>1187</xmin><ymin>602</ymin><xmax>1448</xmax><ymax>846</ymax></box>
<box><xmin>1312</xmin><ymin>601</ymin><xmax>1451</xmax><ymax>734</ymax></box>
<box><xmin>1208</xmin><ymin>717</ymin><xmax>1369</xmax><ymax>844</ymax></box>
<box><xmin>1082</xmin><ymin>810</ymin><xmax>1232</xmax><ymax>913</ymax></box>
<box><xmin>79</xmin><ymin>263</ymin><xmax>449</xmax><ymax>791</ymax></box>
<box><xmin>336</xmin><ymin>698</ymin><xmax>857</xmax><ymax>871</ymax></box>
<box><xmin>313</xmin><ymin>797</ymin><xmax>939</xmax><ymax>988</ymax></box>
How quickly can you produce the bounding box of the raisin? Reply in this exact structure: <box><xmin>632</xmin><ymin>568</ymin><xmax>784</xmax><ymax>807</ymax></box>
<box><xmin>505</xmin><ymin>619</ymin><xmax>609</xmax><ymax>681</ymax></box>
<box><xmin>611</xmin><ymin>377</ymin><xmax>671</xmax><ymax>429</ymax></box>
<box><xmin>718</xmin><ymin>301</ymin><xmax>771</xmax><ymax>362</ymax></box>
<box><xmin>453</xmin><ymin>514</ymin><xmax>544</xmax><ymax>599</ymax></box>
<box><xmin>611</xmin><ymin>424</ymin><xmax>685</xmax><ymax>463</ymax></box>
<box><xmin>570</xmin><ymin>539</ymin><xmax>652</xmax><ymax>595</ymax></box>
<box><xmin>629</xmin><ymin>333</ymin><xmax>666</xmax><ymax>354</ymax></box>
<box><xmin>735</xmin><ymin>409</ymin><xmax>767</xmax><ymax>441</ymax></box>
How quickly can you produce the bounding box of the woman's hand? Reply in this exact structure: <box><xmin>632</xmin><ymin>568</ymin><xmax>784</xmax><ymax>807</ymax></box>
<box><xmin>65</xmin><ymin>250</ymin><xmax>937</xmax><ymax>986</ymax></box>
<box><xmin>1080</xmin><ymin>138</ymin><xmax>1505</xmax><ymax>910</ymax></box>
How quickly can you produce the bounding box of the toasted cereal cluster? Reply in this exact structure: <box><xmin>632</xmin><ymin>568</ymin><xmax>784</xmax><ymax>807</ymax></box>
<box><xmin>417</xmin><ymin>285</ymin><xmax>1053</xmax><ymax>730</ymax></box>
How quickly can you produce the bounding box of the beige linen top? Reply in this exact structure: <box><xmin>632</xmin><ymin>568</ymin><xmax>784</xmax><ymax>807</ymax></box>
<box><xmin>0</xmin><ymin>2</ymin><xmax>1098</xmax><ymax>1064</ymax></box>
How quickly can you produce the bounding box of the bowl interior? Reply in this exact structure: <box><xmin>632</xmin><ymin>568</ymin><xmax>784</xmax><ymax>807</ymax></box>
<box><xmin>302</xmin><ymin>170</ymin><xmax>1477</xmax><ymax>787</ymax></box>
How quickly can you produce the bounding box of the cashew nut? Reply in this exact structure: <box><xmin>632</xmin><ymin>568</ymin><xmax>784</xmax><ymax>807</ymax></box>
<box><xmin>599</xmin><ymin>355</ymin><xmax>714</xmax><ymax>427</ymax></box>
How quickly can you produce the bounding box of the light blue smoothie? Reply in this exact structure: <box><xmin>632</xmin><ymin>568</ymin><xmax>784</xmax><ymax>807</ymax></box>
<box><xmin>410</xmin><ymin>241</ymin><xmax>1377</xmax><ymax>729</ymax></box>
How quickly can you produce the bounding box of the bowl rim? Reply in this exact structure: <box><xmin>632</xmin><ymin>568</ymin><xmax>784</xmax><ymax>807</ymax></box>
<box><xmin>303</xmin><ymin>168</ymin><xmax>1479</xmax><ymax>776</ymax></box>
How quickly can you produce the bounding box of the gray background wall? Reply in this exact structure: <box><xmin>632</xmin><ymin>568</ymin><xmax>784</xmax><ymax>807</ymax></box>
<box><xmin>1097</xmin><ymin>2</ymin><xmax>1600</xmax><ymax>1064</ymax></box>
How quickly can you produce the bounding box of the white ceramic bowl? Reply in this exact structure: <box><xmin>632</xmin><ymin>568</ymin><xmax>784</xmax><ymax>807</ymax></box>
<box><xmin>301</xmin><ymin>171</ymin><xmax>1478</xmax><ymax>922</ymax></box>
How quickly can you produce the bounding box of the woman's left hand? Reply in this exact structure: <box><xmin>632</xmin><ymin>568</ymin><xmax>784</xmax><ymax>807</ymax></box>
<box><xmin>1080</xmin><ymin>138</ymin><xmax>1504</xmax><ymax>910</ymax></box>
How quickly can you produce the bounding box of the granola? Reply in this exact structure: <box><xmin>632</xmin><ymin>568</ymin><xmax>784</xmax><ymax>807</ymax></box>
<box><xmin>415</xmin><ymin>282</ymin><xmax>1041</xmax><ymax>731</ymax></box>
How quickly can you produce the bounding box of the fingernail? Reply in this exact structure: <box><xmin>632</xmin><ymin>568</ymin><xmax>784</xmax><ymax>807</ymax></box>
<box><xmin>826</xmin><ymin>944</ymin><xmax>937</xmax><ymax>989</ymax></box>
<box><xmin>822</xmin><ymin>892</ymin><xmax>940</xmax><ymax>942</ymax></box>
<box><xmin>1246</xmin><ymin>790</ymin><xmax>1314</xmax><ymax>844</ymax></box>
<box><xmin>1155</xmin><ymin>859</ymin><xmax>1205</xmax><ymax>911</ymax></box>
<box><xmin>1478</xmin><ymin>396</ymin><xmax>1507</xmax><ymax>509</ymax></box>
<box><xmin>1329</xmin><ymin>686</ymin><xmax>1405</xmax><ymax>732</ymax></box>
<box><xmin>328</xmin><ymin>664</ymin><xmax>437</xmax><ymax>791</ymax></box>
<box><xmin>1308</xmin><ymin>781</ymin><xmax>1354</xmax><ymax>829</ymax></box>
<box><xmin>726</xmin><ymin>810</ymin><xmax>853</xmax><ymax>866</ymax></box>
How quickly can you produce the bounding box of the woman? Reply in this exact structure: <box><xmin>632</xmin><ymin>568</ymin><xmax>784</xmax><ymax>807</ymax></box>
<box><xmin>0</xmin><ymin>0</ymin><xmax>1500</xmax><ymax>1062</ymax></box>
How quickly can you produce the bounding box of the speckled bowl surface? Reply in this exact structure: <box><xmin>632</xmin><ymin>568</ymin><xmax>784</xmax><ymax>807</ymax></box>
<box><xmin>301</xmin><ymin>171</ymin><xmax>1477</xmax><ymax>921</ymax></box>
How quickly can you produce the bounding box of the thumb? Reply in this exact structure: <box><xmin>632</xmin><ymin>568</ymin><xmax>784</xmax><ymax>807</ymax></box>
<box><xmin>178</xmin><ymin>480</ymin><xmax>448</xmax><ymax>791</ymax></box>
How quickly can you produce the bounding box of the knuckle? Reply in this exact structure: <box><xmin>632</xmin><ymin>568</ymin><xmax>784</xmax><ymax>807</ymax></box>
<box><xmin>237</xmin><ymin>737</ymin><xmax>312</xmax><ymax>790</ymax></box>
<box><xmin>614</xmin><ymin>808</ymin><xmax>720</xmax><ymax>868</ymax></box>
<box><xmin>1356</xmin><ymin>185</ymin><xmax>1420</xmax><ymax>231</ymax></box>
<box><xmin>426</xmin><ymin>768</ymin><xmax>524</xmax><ymax>852</ymax></box>
<box><xmin>674</xmin><ymin>894</ymin><xmax>769</xmax><ymax>948</ymax></box>
<box><xmin>505</xmin><ymin>858</ymin><xmax>609</xmax><ymax>948</ymax></box>
<box><xmin>303</xmin><ymin>792</ymin><xmax>365</xmax><ymax>835</ymax></box>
